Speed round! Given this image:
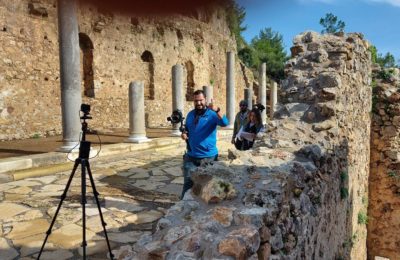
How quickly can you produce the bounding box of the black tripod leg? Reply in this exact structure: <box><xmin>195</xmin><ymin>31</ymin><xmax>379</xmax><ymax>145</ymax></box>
<box><xmin>81</xmin><ymin>159</ymin><xmax>87</xmax><ymax>259</ymax></box>
<box><xmin>86</xmin><ymin>161</ymin><xmax>114</xmax><ymax>260</ymax></box>
<box><xmin>37</xmin><ymin>159</ymin><xmax>81</xmax><ymax>260</ymax></box>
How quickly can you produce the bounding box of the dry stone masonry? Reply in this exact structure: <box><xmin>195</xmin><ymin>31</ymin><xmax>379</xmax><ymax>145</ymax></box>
<box><xmin>112</xmin><ymin>31</ymin><xmax>372</xmax><ymax>259</ymax></box>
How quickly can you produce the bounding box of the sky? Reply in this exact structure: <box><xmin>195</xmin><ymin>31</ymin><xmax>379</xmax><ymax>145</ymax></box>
<box><xmin>237</xmin><ymin>0</ymin><xmax>400</xmax><ymax>60</ymax></box>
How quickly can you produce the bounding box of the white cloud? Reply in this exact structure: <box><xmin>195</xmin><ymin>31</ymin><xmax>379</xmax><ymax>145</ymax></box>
<box><xmin>364</xmin><ymin>0</ymin><xmax>400</xmax><ymax>7</ymax></box>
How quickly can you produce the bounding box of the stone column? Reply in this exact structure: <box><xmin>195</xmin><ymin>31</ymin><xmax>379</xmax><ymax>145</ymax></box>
<box><xmin>203</xmin><ymin>85</ymin><xmax>213</xmax><ymax>105</ymax></box>
<box><xmin>226</xmin><ymin>51</ymin><xmax>235</xmax><ymax>128</ymax></box>
<box><xmin>57</xmin><ymin>0</ymin><xmax>82</xmax><ymax>152</ymax></box>
<box><xmin>244</xmin><ymin>88</ymin><xmax>253</xmax><ymax>110</ymax></box>
<box><xmin>259</xmin><ymin>62</ymin><xmax>267</xmax><ymax>123</ymax></box>
<box><xmin>171</xmin><ymin>64</ymin><xmax>184</xmax><ymax>136</ymax></box>
<box><xmin>270</xmin><ymin>81</ymin><xmax>278</xmax><ymax>119</ymax></box>
<box><xmin>126</xmin><ymin>81</ymin><xmax>149</xmax><ymax>143</ymax></box>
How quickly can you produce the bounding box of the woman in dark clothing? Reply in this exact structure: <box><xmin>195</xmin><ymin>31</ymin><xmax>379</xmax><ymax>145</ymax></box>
<box><xmin>234</xmin><ymin>108</ymin><xmax>264</xmax><ymax>151</ymax></box>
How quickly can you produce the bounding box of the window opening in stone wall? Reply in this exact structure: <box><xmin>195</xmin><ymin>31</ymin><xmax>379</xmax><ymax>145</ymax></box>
<box><xmin>176</xmin><ymin>29</ymin><xmax>183</xmax><ymax>45</ymax></box>
<box><xmin>185</xmin><ymin>61</ymin><xmax>195</xmax><ymax>101</ymax></box>
<box><xmin>141</xmin><ymin>50</ymin><xmax>155</xmax><ymax>100</ymax></box>
<box><xmin>28</xmin><ymin>3</ymin><xmax>48</xmax><ymax>18</ymax></box>
<box><xmin>79</xmin><ymin>33</ymin><xmax>95</xmax><ymax>98</ymax></box>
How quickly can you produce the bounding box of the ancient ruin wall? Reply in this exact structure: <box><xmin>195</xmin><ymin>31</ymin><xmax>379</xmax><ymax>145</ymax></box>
<box><xmin>368</xmin><ymin>72</ymin><xmax>400</xmax><ymax>259</ymax></box>
<box><xmin>0</xmin><ymin>0</ymin><xmax>253</xmax><ymax>140</ymax></box>
<box><xmin>111</xmin><ymin>32</ymin><xmax>371</xmax><ymax>259</ymax></box>
<box><xmin>280</xmin><ymin>31</ymin><xmax>371</xmax><ymax>259</ymax></box>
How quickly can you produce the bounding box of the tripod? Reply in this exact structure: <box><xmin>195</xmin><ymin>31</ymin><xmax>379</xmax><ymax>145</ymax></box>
<box><xmin>37</xmin><ymin>109</ymin><xmax>114</xmax><ymax>260</ymax></box>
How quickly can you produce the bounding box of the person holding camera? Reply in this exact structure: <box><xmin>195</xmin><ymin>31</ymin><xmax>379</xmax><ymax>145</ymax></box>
<box><xmin>234</xmin><ymin>108</ymin><xmax>265</xmax><ymax>151</ymax></box>
<box><xmin>231</xmin><ymin>100</ymin><xmax>250</xmax><ymax>145</ymax></box>
<box><xmin>180</xmin><ymin>89</ymin><xmax>229</xmax><ymax>199</ymax></box>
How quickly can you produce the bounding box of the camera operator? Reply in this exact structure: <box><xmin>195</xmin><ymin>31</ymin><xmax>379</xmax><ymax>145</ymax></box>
<box><xmin>180</xmin><ymin>89</ymin><xmax>229</xmax><ymax>199</ymax></box>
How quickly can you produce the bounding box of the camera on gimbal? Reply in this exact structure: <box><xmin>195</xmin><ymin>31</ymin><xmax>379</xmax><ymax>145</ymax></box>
<box><xmin>167</xmin><ymin>109</ymin><xmax>190</xmax><ymax>151</ymax></box>
<box><xmin>253</xmin><ymin>103</ymin><xmax>265</xmax><ymax>113</ymax></box>
<box><xmin>167</xmin><ymin>110</ymin><xmax>184</xmax><ymax>125</ymax></box>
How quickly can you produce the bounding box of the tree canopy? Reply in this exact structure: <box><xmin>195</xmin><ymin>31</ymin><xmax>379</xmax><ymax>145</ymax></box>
<box><xmin>369</xmin><ymin>45</ymin><xmax>397</xmax><ymax>68</ymax></box>
<box><xmin>319</xmin><ymin>13</ymin><xmax>345</xmax><ymax>34</ymax></box>
<box><xmin>250</xmin><ymin>28</ymin><xmax>288</xmax><ymax>80</ymax></box>
<box><xmin>228</xmin><ymin>2</ymin><xmax>287</xmax><ymax>80</ymax></box>
<box><xmin>226</xmin><ymin>1</ymin><xmax>247</xmax><ymax>50</ymax></box>
<box><xmin>377</xmin><ymin>52</ymin><xmax>396</xmax><ymax>68</ymax></box>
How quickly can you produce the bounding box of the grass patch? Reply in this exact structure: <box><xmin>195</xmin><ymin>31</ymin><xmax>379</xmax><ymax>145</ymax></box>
<box><xmin>31</xmin><ymin>133</ymin><xmax>40</xmax><ymax>139</ymax></box>
<box><xmin>340</xmin><ymin>187</ymin><xmax>349</xmax><ymax>199</ymax></box>
<box><xmin>358</xmin><ymin>211</ymin><xmax>368</xmax><ymax>225</ymax></box>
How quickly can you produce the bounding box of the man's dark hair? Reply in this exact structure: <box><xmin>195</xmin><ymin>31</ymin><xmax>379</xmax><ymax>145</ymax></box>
<box><xmin>193</xmin><ymin>89</ymin><xmax>205</xmax><ymax>97</ymax></box>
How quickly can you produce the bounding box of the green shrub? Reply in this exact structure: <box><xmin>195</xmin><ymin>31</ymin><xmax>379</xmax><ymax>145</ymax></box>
<box><xmin>342</xmin><ymin>233</ymin><xmax>358</xmax><ymax>248</ymax></box>
<box><xmin>358</xmin><ymin>211</ymin><xmax>368</xmax><ymax>225</ymax></box>
<box><xmin>210</xmin><ymin>79</ymin><xmax>214</xmax><ymax>86</ymax></box>
<box><xmin>371</xmin><ymin>78</ymin><xmax>377</xmax><ymax>88</ymax></box>
<box><xmin>340</xmin><ymin>171</ymin><xmax>348</xmax><ymax>182</ymax></box>
<box><xmin>377</xmin><ymin>69</ymin><xmax>394</xmax><ymax>81</ymax></box>
<box><xmin>340</xmin><ymin>187</ymin><xmax>349</xmax><ymax>199</ymax></box>
<box><xmin>362</xmin><ymin>196</ymin><xmax>368</xmax><ymax>207</ymax></box>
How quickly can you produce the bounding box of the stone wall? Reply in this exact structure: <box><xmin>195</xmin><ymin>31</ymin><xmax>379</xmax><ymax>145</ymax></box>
<box><xmin>283</xmin><ymin>31</ymin><xmax>371</xmax><ymax>260</ymax></box>
<box><xmin>0</xmin><ymin>0</ymin><xmax>254</xmax><ymax>140</ymax></box>
<box><xmin>368</xmin><ymin>70</ymin><xmax>400</xmax><ymax>259</ymax></box>
<box><xmin>111</xmin><ymin>32</ymin><xmax>372</xmax><ymax>259</ymax></box>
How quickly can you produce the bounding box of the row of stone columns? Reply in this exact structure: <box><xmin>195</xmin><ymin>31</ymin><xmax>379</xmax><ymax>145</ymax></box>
<box><xmin>56</xmin><ymin>4</ymin><xmax>278</xmax><ymax>150</ymax></box>
<box><xmin>125</xmin><ymin>71</ymin><xmax>278</xmax><ymax>143</ymax></box>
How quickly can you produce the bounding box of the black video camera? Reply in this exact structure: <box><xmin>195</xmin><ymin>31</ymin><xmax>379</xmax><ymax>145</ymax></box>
<box><xmin>253</xmin><ymin>103</ymin><xmax>265</xmax><ymax>113</ymax></box>
<box><xmin>80</xmin><ymin>104</ymin><xmax>92</xmax><ymax>120</ymax></box>
<box><xmin>167</xmin><ymin>110</ymin><xmax>184</xmax><ymax>125</ymax></box>
<box><xmin>167</xmin><ymin>109</ymin><xmax>190</xmax><ymax>151</ymax></box>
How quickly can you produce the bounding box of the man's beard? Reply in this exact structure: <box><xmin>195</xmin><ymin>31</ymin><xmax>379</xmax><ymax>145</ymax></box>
<box><xmin>195</xmin><ymin>105</ymin><xmax>205</xmax><ymax>111</ymax></box>
<box><xmin>195</xmin><ymin>105</ymin><xmax>206</xmax><ymax>113</ymax></box>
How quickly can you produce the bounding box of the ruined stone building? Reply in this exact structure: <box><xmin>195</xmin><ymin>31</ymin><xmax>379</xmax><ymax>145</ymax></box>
<box><xmin>0</xmin><ymin>0</ymin><xmax>255</xmax><ymax>141</ymax></box>
<box><xmin>1</xmin><ymin>1</ymin><xmax>400</xmax><ymax>260</ymax></box>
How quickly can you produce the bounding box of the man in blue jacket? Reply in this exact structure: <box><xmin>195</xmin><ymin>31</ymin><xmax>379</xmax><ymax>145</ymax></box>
<box><xmin>180</xmin><ymin>89</ymin><xmax>229</xmax><ymax>199</ymax></box>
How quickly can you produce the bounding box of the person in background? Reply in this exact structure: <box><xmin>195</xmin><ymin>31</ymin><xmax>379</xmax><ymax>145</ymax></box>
<box><xmin>234</xmin><ymin>108</ymin><xmax>264</xmax><ymax>151</ymax></box>
<box><xmin>180</xmin><ymin>89</ymin><xmax>229</xmax><ymax>199</ymax></box>
<box><xmin>231</xmin><ymin>100</ymin><xmax>250</xmax><ymax>145</ymax></box>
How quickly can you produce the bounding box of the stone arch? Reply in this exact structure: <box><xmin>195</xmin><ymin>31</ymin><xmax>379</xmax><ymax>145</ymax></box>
<box><xmin>185</xmin><ymin>61</ymin><xmax>195</xmax><ymax>101</ymax></box>
<box><xmin>79</xmin><ymin>33</ymin><xmax>95</xmax><ymax>98</ymax></box>
<box><xmin>141</xmin><ymin>50</ymin><xmax>155</xmax><ymax>100</ymax></box>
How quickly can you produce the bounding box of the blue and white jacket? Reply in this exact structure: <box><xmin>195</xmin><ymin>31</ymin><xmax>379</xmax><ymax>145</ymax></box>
<box><xmin>185</xmin><ymin>108</ymin><xmax>229</xmax><ymax>158</ymax></box>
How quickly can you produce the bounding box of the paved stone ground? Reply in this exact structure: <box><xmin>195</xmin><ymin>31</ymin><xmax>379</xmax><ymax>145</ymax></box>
<box><xmin>0</xmin><ymin>139</ymin><xmax>231</xmax><ymax>260</ymax></box>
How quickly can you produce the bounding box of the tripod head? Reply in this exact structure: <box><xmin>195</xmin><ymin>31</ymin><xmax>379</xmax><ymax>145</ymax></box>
<box><xmin>80</xmin><ymin>104</ymin><xmax>92</xmax><ymax>141</ymax></box>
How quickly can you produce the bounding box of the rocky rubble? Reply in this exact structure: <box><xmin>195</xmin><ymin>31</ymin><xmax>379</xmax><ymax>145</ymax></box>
<box><xmin>112</xmin><ymin>31</ymin><xmax>371</xmax><ymax>259</ymax></box>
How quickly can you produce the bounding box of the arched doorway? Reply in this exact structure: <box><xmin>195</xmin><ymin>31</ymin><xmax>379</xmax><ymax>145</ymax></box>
<box><xmin>79</xmin><ymin>33</ymin><xmax>95</xmax><ymax>98</ymax></box>
<box><xmin>141</xmin><ymin>50</ymin><xmax>155</xmax><ymax>100</ymax></box>
<box><xmin>185</xmin><ymin>60</ymin><xmax>195</xmax><ymax>101</ymax></box>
